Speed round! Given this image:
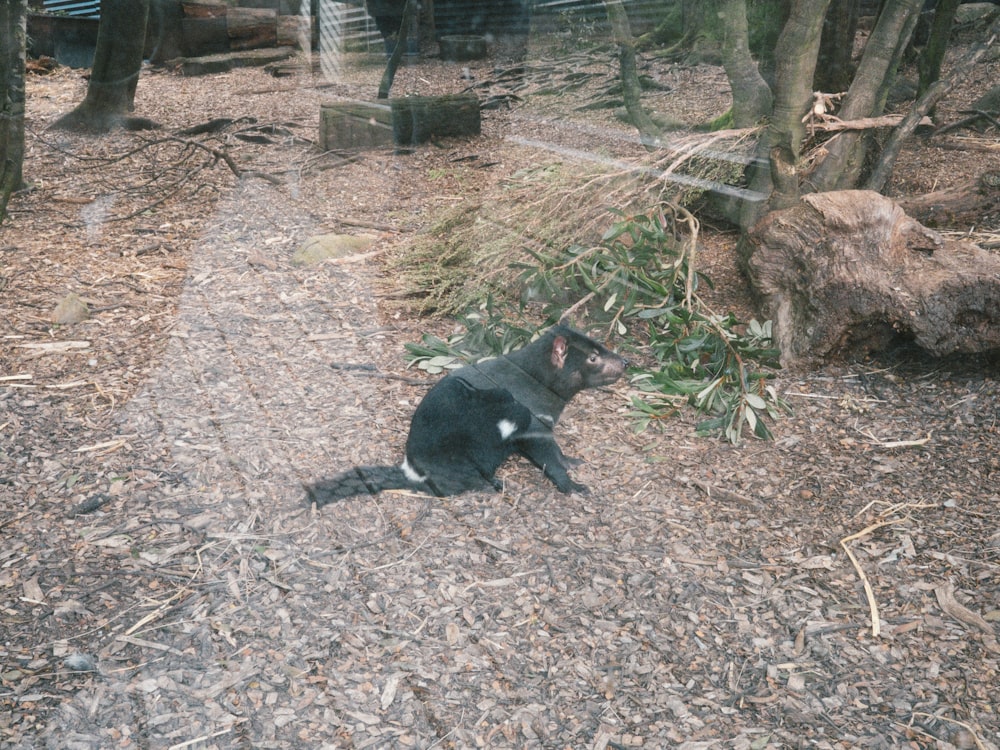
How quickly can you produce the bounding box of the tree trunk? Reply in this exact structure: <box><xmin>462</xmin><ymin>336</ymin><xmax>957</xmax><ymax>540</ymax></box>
<box><xmin>748</xmin><ymin>0</ymin><xmax>791</xmax><ymax>87</ymax></box>
<box><xmin>681</xmin><ymin>0</ymin><xmax>710</xmax><ymax>37</ymax></box>
<box><xmin>815</xmin><ymin>0</ymin><xmax>860</xmax><ymax>93</ymax></box>
<box><xmin>744</xmin><ymin>191</ymin><xmax>1000</xmax><ymax>364</ymax></box>
<box><xmin>917</xmin><ymin>0</ymin><xmax>960</xmax><ymax>97</ymax></box>
<box><xmin>866</xmin><ymin>14</ymin><xmax>1000</xmax><ymax>192</ymax></box>
<box><xmin>603</xmin><ymin>0</ymin><xmax>661</xmax><ymax>145</ymax></box>
<box><xmin>739</xmin><ymin>0</ymin><xmax>831</xmax><ymax>229</ymax></box>
<box><xmin>896</xmin><ymin>171</ymin><xmax>1000</xmax><ymax>226</ymax></box>
<box><xmin>634</xmin><ymin>3</ymin><xmax>683</xmax><ymax>51</ymax></box>
<box><xmin>377</xmin><ymin>0</ymin><xmax>417</xmax><ymax>100</ymax></box>
<box><xmin>52</xmin><ymin>0</ymin><xmax>154</xmax><ymax>132</ymax></box>
<box><xmin>1</xmin><ymin>0</ymin><xmax>27</xmax><ymax>223</ymax></box>
<box><xmin>715</xmin><ymin>0</ymin><xmax>773</xmax><ymax>127</ymax></box>
<box><xmin>809</xmin><ymin>0</ymin><xmax>922</xmax><ymax>192</ymax></box>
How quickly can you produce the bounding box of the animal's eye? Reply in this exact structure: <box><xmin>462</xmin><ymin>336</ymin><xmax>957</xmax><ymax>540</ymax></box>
<box><xmin>588</xmin><ymin>351</ymin><xmax>599</xmax><ymax>363</ymax></box>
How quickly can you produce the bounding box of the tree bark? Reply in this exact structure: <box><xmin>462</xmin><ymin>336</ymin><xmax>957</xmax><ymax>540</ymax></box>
<box><xmin>895</xmin><ymin>171</ymin><xmax>1000</xmax><ymax>226</ymax></box>
<box><xmin>917</xmin><ymin>0</ymin><xmax>960</xmax><ymax>97</ymax></box>
<box><xmin>1</xmin><ymin>0</ymin><xmax>27</xmax><ymax>223</ymax></box>
<box><xmin>634</xmin><ymin>3</ymin><xmax>683</xmax><ymax>51</ymax></box>
<box><xmin>681</xmin><ymin>0</ymin><xmax>709</xmax><ymax>34</ymax></box>
<box><xmin>52</xmin><ymin>0</ymin><xmax>154</xmax><ymax>132</ymax></box>
<box><xmin>227</xmin><ymin>7</ymin><xmax>278</xmax><ymax>51</ymax></box>
<box><xmin>748</xmin><ymin>0</ymin><xmax>791</xmax><ymax>88</ymax></box>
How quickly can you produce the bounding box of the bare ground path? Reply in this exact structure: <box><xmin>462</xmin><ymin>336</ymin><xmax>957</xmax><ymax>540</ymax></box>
<box><xmin>2</xmin><ymin>55</ymin><xmax>1000</xmax><ymax>749</ymax></box>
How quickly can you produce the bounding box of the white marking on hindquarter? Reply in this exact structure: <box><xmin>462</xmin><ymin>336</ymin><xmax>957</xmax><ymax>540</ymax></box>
<box><xmin>497</xmin><ymin>419</ymin><xmax>519</xmax><ymax>440</ymax></box>
<box><xmin>401</xmin><ymin>456</ymin><xmax>427</xmax><ymax>483</ymax></box>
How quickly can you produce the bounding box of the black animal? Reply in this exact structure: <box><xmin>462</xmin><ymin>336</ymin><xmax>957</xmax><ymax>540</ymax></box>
<box><xmin>306</xmin><ymin>324</ymin><xmax>627</xmax><ymax>505</ymax></box>
<box><xmin>366</xmin><ymin>0</ymin><xmax>406</xmax><ymax>55</ymax></box>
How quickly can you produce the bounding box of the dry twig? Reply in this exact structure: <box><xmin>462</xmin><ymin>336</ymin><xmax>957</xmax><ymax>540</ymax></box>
<box><xmin>840</xmin><ymin>517</ymin><xmax>907</xmax><ymax>637</ymax></box>
<box><xmin>909</xmin><ymin>712</ymin><xmax>990</xmax><ymax>750</ymax></box>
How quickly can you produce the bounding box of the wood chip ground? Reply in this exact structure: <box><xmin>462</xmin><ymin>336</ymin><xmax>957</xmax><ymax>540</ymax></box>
<box><xmin>2</xmin><ymin>39</ymin><xmax>999</xmax><ymax>749</ymax></box>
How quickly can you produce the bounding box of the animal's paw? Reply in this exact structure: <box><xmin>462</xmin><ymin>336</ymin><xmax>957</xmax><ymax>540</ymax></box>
<box><xmin>559</xmin><ymin>479</ymin><xmax>589</xmax><ymax>495</ymax></box>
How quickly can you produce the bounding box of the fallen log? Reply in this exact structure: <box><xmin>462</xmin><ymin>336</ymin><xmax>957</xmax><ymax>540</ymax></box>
<box><xmin>390</xmin><ymin>93</ymin><xmax>480</xmax><ymax>144</ymax></box>
<box><xmin>181</xmin><ymin>18</ymin><xmax>230</xmax><ymax>56</ymax></box>
<box><xmin>319</xmin><ymin>94</ymin><xmax>481</xmax><ymax>150</ymax></box>
<box><xmin>182</xmin><ymin>1</ymin><xmax>227</xmax><ymax>19</ymax></box>
<box><xmin>743</xmin><ymin>190</ymin><xmax>1000</xmax><ymax>365</ymax></box>
<box><xmin>170</xmin><ymin>47</ymin><xmax>297</xmax><ymax>76</ymax></box>
<box><xmin>320</xmin><ymin>101</ymin><xmax>394</xmax><ymax>151</ymax></box>
<box><xmin>896</xmin><ymin>170</ymin><xmax>1000</xmax><ymax>227</ymax></box>
<box><xmin>227</xmin><ymin>7</ymin><xmax>277</xmax><ymax>50</ymax></box>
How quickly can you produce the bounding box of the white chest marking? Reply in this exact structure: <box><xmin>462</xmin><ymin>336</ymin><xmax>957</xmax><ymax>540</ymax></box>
<box><xmin>497</xmin><ymin>419</ymin><xmax>519</xmax><ymax>440</ymax></box>
<box><xmin>401</xmin><ymin>457</ymin><xmax>427</xmax><ymax>483</ymax></box>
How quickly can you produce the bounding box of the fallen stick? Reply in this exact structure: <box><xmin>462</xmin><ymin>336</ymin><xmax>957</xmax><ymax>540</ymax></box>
<box><xmin>839</xmin><ymin>517</ymin><xmax>907</xmax><ymax>637</ymax></box>
<box><xmin>910</xmin><ymin>712</ymin><xmax>989</xmax><ymax>750</ymax></box>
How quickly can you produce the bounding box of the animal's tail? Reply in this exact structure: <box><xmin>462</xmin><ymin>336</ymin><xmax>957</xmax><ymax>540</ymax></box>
<box><xmin>305</xmin><ymin>465</ymin><xmax>417</xmax><ymax>507</ymax></box>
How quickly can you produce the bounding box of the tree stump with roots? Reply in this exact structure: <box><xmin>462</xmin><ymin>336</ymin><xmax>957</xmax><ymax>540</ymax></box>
<box><xmin>742</xmin><ymin>190</ymin><xmax>1000</xmax><ymax>366</ymax></box>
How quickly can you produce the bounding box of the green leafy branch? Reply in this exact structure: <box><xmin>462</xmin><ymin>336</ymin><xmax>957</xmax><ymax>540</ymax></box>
<box><xmin>404</xmin><ymin>300</ymin><xmax>541</xmax><ymax>374</ymax></box>
<box><xmin>406</xmin><ymin>207</ymin><xmax>789</xmax><ymax>442</ymax></box>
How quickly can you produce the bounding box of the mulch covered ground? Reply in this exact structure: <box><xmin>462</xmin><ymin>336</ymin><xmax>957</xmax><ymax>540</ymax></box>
<box><xmin>2</xmin><ymin>35</ymin><xmax>999</xmax><ymax>750</ymax></box>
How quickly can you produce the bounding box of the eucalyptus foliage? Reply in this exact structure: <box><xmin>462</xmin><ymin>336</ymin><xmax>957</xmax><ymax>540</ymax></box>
<box><xmin>406</xmin><ymin>208</ymin><xmax>788</xmax><ymax>443</ymax></box>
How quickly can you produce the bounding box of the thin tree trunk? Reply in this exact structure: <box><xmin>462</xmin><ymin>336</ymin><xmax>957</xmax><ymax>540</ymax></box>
<box><xmin>52</xmin><ymin>0</ymin><xmax>153</xmax><ymax>132</ymax></box>
<box><xmin>678</xmin><ymin>0</ymin><xmax>710</xmax><ymax>44</ymax></box>
<box><xmin>739</xmin><ymin>0</ymin><xmax>831</xmax><ymax>229</ymax></box>
<box><xmin>809</xmin><ymin>0</ymin><xmax>922</xmax><ymax>192</ymax></box>
<box><xmin>377</xmin><ymin>0</ymin><xmax>418</xmax><ymax>100</ymax></box>
<box><xmin>751</xmin><ymin>0</ymin><xmax>792</xmax><ymax>88</ymax></box>
<box><xmin>815</xmin><ymin>0</ymin><xmax>860</xmax><ymax>93</ymax></box>
<box><xmin>1</xmin><ymin>0</ymin><xmax>27</xmax><ymax>223</ymax></box>
<box><xmin>715</xmin><ymin>0</ymin><xmax>773</xmax><ymax>127</ymax></box>
<box><xmin>603</xmin><ymin>0</ymin><xmax>662</xmax><ymax>145</ymax></box>
<box><xmin>867</xmin><ymin>14</ymin><xmax>1000</xmax><ymax>192</ymax></box>
<box><xmin>917</xmin><ymin>0</ymin><xmax>960</xmax><ymax>97</ymax></box>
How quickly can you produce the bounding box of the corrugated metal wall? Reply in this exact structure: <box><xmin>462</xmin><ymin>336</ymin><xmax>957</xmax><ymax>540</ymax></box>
<box><xmin>42</xmin><ymin>1</ymin><xmax>102</xmax><ymax>19</ymax></box>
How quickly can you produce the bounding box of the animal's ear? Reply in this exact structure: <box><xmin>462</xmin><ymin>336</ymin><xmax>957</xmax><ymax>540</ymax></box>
<box><xmin>551</xmin><ymin>335</ymin><xmax>568</xmax><ymax>369</ymax></box>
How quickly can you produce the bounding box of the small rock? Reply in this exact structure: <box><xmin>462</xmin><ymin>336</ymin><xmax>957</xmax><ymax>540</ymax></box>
<box><xmin>956</xmin><ymin>2</ymin><xmax>999</xmax><ymax>26</ymax></box>
<box><xmin>292</xmin><ymin>233</ymin><xmax>376</xmax><ymax>266</ymax></box>
<box><xmin>64</xmin><ymin>653</ymin><xmax>97</xmax><ymax>672</ymax></box>
<box><xmin>53</xmin><ymin>293</ymin><xmax>89</xmax><ymax>325</ymax></box>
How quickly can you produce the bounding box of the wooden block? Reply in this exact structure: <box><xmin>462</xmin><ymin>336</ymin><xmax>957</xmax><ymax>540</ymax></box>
<box><xmin>320</xmin><ymin>94</ymin><xmax>481</xmax><ymax>151</ymax></box>
<box><xmin>320</xmin><ymin>101</ymin><xmax>395</xmax><ymax>151</ymax></box>
<box><xmin>390</xmin><ymin>93</ymin><xmax>480</xmax><ymax>144</ymax></box>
